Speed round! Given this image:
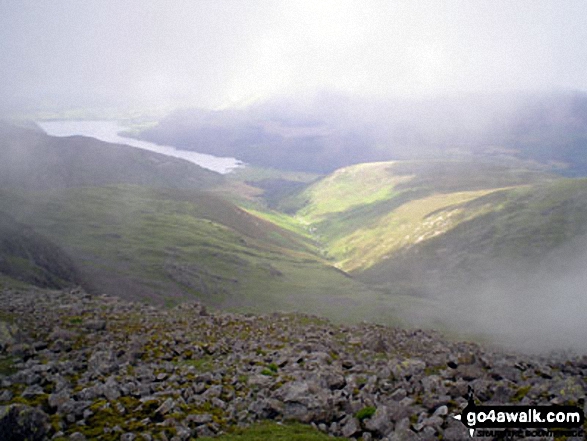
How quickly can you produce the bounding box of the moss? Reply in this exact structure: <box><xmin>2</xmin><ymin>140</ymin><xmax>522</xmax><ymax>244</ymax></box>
<box><xmin>260</xmin><ymin>368</ymin><xmax>277</xmax><ymax>377</ymax></box>
<box><xmin>268</xmin><ymin>363</ymin><xmax>279</xmax><ymax>373</ymax></box>
<box><xmin>512</xmin><ymin>385</ymin><xmax>532</xmax><ymax>403</ymax></box>
<box><xmin>237</xmin><ymin>374</ymin><xmax>248</xmax><ymax>384</ymax></box>
<box><xmin>12</xmin><ymin>393</ymin><xmax>50</xmax><ymax>411</ymax></box>
<box><xmin>424</xmin><ymin>365</ymin><xmax>442</xmax><ymax>376</ymax></box>
<box><xmin>198</xmin><ymin>421</ymin><xmax>347</xmax><ymax>440</ymax></box>
<box><xmin>355</xmin><ymin>406</ymin><xmax>376</xmax><ymax>421</ymax></box>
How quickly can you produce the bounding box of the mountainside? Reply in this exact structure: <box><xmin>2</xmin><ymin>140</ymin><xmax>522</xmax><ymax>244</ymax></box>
<box><xmin>284</xmin><ymin>160</ymin><xmax>554</xmax><ymax>268</ymax></box>
<box><xmin>0</xmin><ymin>185</ymin><xmax>399</xmax><ymax>324</ymax></box>
<box><xmin>0</xmin><ymin>122</ymin><xmax>223</xmax><ymax>190</ymax></box>
<box><xmin>136</xmin><ymin>91</ymin><xmax>587</xmax><ymax>175</ymax></box>
<box><xmin>2</xmin><ymin>119</ymin><xmax>587</xmax><ymax>349</ymax></box>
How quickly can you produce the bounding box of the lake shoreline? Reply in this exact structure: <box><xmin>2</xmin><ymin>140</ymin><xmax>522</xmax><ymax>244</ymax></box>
<box><xmin>37</xmin><ymin>120</ymin><xmax>244</xmax><ymax>174</ymax></box>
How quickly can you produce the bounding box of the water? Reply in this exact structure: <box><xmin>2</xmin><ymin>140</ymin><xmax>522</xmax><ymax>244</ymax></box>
<box><xmin>38</xmin><ymin>120</ymin><xmax>244</xmax><ymax>174</ymax></box>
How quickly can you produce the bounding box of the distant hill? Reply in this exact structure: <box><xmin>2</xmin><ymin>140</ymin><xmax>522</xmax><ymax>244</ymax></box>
<box><xmin>136</xmin><ymin>91</ymin><xmax>587</xmax><ymax>175</ymax></box>
<box><xmin>0</xmin><ymin>122</ymin><xmax>223</xmax><ymax>190</ymax></box>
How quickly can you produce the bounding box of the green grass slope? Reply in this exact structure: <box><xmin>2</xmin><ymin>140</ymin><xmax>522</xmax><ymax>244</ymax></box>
<box><xmin>288</xmin><ymin>160</ymin><xmax>554</xmax><ymax>269</ymax></box>
<box><xmin>360</xmin><ymin>178</ymin><xmax>587</xmax><ymax>293</ymax></box>
<box><xmin>0</xmin><ymin>185</ymin><xmax>399</xmax><ymax>324</ymax></box>
<box><xmin>270</xmin><ymin>159</ymin><xmax>587</xmax><ymax>342</ymax></box>
<box><xmin>229</xmin><ymin>159</ymin><xmax>578</xmax><ymax>297</ymax></box>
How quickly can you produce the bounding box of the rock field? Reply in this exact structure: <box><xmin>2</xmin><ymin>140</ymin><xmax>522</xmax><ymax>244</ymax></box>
<box><xmin>0</xmin><ymin>287</ymin><xmax>585</xmax><ymax>440</ymax></box>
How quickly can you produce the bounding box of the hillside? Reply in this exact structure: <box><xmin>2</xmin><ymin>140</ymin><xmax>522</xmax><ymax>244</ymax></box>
<box><xmin>0</xmin><ymin>122</ymin><xmax>223</xmax><ymax>190</ymax></box>
<box><xmin>0</xmin><ymin>185</ymin><xmax>401</xmax><ymax>325</ymax></box>
<box><xmin>2</xmin><ymin>119</ymin><xmax>586</xmax><ymax>349</ymax></box>
<box><xmin>285</xmin><ymin>160</ymin><xmax>553</xmax><ymax>264</ymax></box>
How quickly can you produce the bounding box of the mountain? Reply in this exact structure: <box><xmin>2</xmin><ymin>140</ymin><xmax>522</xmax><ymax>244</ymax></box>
<box><xmin>136</xmin><ymin>91</ymin><xmax>587</xmax><ymax>175</ymax></box>
<box><xmin>0</xmin><ymin>122</ymin><xmax>223</xmax><ymax>190</ymax></box>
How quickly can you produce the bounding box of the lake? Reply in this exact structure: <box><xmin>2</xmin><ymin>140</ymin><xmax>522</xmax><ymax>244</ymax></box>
<box><xmin>37</xmin><ymin>120</ymin><xmax>244</xmax><ymax>174</ymax></box>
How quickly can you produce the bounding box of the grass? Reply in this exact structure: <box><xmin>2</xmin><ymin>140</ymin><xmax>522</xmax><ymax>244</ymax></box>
<box><xmin>295</xmin><ymin>161</ymin><xmax>409</xmax><ymax>222</ymax></box>
<box><xmin>329</xmin><ymin>188</ymin><xmax>502</xmax><ymax>272</ymax></box>
<box><xmin>4</xmin><ymin>156</ymin><xmax>585</xmax><ymax>344</ymax></box>
<box><xmin>198</xmin><ymin>421</ymin><xmax>348</xmax><ymax>440</ymax></box>
<box><xmin>281</xmin><ymin>159</ymin><xmax>578</xmax><ymax>279</ymax></box>
<box><xmin>0</xmin><ymin>185</ymin><xmax>404</xmax><ymax>326</ymax></box>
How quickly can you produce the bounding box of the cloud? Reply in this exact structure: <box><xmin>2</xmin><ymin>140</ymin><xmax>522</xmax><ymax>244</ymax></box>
<box><xmin>1</xmin><ymin>0</ymin><xmax>587</xmax><ymax>111</ymax></box>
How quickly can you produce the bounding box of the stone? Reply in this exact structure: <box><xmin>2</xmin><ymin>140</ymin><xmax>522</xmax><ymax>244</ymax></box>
<box><xmin>49</xmin><ymin>389</ymin><xmax>71</xmax><ymax>410</ymax></box>
<box><xmin>155</xmin><ymin>398</ymin><xmax>175</xmax><ymax>416</ymax></box>
<box><xmin>341</xmin><ymin>417</ymin><xmax>361</xmax><ymax>438</ymax></box>
<box><xmin>364</xmin><ymin>406</ymin><xmax>394</xmax><ymax>437</ymax></box>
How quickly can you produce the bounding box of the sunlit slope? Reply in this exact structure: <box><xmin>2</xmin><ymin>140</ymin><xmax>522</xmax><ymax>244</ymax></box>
<box><xmin>290</xmin><ymin>160</ymin><xmax>554</xmax><ymax>274</ymax></box>
<box><xmin>0</xmin><ymin>185</ymin><xmax>395</xmax><ymax>322</ymax></box>
<box><xmin>293</xmin><ymin>162</ymin><xmax>412</xmax><ymax>222</ymax></box>
<box><xmin>359</xmin><ymin>178</ymin><xmax>587</xmax><ymax>293</ymax></box>
<box><xmin>331</xmin><ymin>188</ymin><xmax>504</xmax><ymax>272</ymax></box>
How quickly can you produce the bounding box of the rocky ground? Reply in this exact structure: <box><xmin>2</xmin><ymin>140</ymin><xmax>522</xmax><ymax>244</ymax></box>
<box><xmin>0</xmin><ymin>287</ymin><xmax>585</xmax><ymax>440</ymax></box>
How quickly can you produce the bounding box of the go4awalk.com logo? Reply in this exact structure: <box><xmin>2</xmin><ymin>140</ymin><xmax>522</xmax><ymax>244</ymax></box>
<box><xmin>453</xmin><ymin>387</ymin><xmax>585</xmax><ymax>438</ymax></box>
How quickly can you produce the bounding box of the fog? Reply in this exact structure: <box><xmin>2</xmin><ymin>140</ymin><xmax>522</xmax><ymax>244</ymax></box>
<box><xmin>424</xmin><ymin>235</ymin><xmax>587</xmax><ymax>354</ymax></box>
<box><xmin>1</xmin><ymin>1</ymin><xmax>587</xmax><ymax>112</ymax></box>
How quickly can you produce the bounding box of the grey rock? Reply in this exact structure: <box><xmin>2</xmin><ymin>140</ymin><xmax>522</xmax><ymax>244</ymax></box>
<box><xmin>49</xmin><ymin>389</ymin><xmax>71</xmax><ymax>409</ymax></box>
<box><xmin>104</xmin><ymin>377</ymin><xmax>121</xmax><ymax>401</ymax></box>
<box><xmin>88</xmin><ymin>349</ymin><xmax>118</xmax><ymax>375</ymax></box>
<box><xmin>84</xmin><ymin>319</ymin><xmax>106</xmax><ymax>331</ymax></box>
<box><xmin>364</xmin><ymin>406</ymin><xmax>394</xmax><ymax>437</ymax></box>
<box><xmin>341</xmin><ymin>417</ymin><xmax>361</xmax><ymax>438</ymax></box>
<box><xmin>185</xmin><ymin>413</ymin><xmax>213</xmax><ymax>425</ymax></box>
<box><xmin>21</xmin><ymin>384</ymin><xmax>44</xmax><ymax>398</ymax></box>
<box><xmin>9</xmin><ymin>343</ymin><xmax>33</xmax><ymax>359</ymax></box>
<box><xmin>195</xmin><ymin>425</ymin><xmax>215</xmax><ymax>437</ymax></box>
<box><xmin>155</xmin><ymin>397</ymin><xmax>175</xmax><ymax>416</ymax></box>
<box><xmin>432</xmin><ymin>404</ymin><xmax>448</xmax><ymax>417</ymax></box>
<box><xmin>0</xmin><ymin>321</ymin><xmax>19</xmax><ymax>352</ymax></box>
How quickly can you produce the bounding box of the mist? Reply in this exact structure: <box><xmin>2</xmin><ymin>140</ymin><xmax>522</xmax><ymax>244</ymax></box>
<box><xmin>2</xmin><ymin>1</ymin><xmax>587</xmax><ymax>113</ymax></box>
<box><xmin>424</xmin><ymin>235</ymin><xmax>587</xmax><ymax>354</ymax></box>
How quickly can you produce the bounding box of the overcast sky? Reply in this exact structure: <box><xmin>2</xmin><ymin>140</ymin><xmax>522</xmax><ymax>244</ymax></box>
<box><xmin>1</xmin><ymin>0</ymin><xmax>586</xmax><ymax>111</ymax></box>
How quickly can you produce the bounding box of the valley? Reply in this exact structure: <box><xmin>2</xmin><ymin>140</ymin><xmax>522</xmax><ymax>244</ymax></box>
<box><xmin>1</xmin><ymin>119</ymin><xmax>586</xmax><ymax>350</ymax></box>
<box><xmin>1</xmin><ymin>113</ymin><xmax>587</xmax><ymax>439</ymax></box>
